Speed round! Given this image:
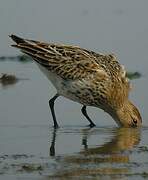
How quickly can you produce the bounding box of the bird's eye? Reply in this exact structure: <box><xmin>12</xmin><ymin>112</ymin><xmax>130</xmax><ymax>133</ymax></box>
<box><xmin>133</xmin><ymin>119</ymin><xmax>137</xmax><ymax>124</ymax></box>
<box><xmin>131</xmin><ymin>119</ymin><xmax>137</xmax><ymax>127</ymax></box>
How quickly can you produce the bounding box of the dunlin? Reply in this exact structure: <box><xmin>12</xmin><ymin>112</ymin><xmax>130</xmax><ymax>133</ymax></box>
<box><xmin>10</xmin><ymin>35</ymin><xmax>142</xmax><ymax>128</ymax></box>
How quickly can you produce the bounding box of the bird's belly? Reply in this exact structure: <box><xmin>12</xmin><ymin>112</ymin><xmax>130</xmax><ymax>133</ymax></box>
<box><xmin>60</xmin><ymin>80</ymin><xmax>96</xmax><ymax>106</ymax></box>
<box><xmin>36</xmin><ymin>63</ymin><xmax>68</xmax><ymax>92</ymax></box>
<box><xmin>36</xmin><ymin>63</ymin><xmax>96</xmax><ymax>106</ymax></box>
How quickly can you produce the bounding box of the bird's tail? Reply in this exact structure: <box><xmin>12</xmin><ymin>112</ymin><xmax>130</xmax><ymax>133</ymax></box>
<box><xmin>9</xmin><ymin>34</ymin><xmax>26</xmax><ymax>44</ymax></box>
<box><xmin>9</xmin><ymin>34</ymin><xmax>55</xmax><ymax>67</ymax></box>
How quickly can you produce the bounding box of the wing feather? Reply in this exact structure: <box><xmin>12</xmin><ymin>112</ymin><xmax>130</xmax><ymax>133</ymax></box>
<box><xmin>10</xmin><ymin>35</ymin><xmax>108</xmax><ymax>80</ymax></box>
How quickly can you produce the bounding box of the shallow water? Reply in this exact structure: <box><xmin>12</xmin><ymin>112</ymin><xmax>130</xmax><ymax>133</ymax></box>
<box><xmin>0</xmin><ymin>1</ymin><xmax>148</xmax><ymax>179</ymax></box>
<box><xmin>1</xmin><ymin>123</ymin><xmax>148</xmax><ymax>180</ymax></box>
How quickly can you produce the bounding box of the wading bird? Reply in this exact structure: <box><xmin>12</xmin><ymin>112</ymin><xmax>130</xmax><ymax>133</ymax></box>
<box><xmin>10</xmin><ymin>35</ymin><xmax>142</xmax><ymax>128</ymax></box>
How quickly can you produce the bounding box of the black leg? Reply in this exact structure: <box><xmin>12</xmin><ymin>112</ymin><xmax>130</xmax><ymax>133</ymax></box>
<box><xmin>81</xmin><ymin>105</ymin><xmax>96</xmax><ymax>128</ymax></box>
<box><xmin>49</xmin><ymin>94</ymin><xmax>59</xmax><ymax>128</ymax></box>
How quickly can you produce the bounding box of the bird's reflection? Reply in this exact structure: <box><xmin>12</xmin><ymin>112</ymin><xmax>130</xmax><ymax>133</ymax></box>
<box><xmin>49</xmin><ymin>127</ymin><xmax>141</xmax><ymax>178</ymax></box>
<box><xmin>49</xmin><ymin>128</ymin><xmax>57</xmax><ymax>156</ymax></box>
<box><xmin>81</xmin><ymin>127</ymin><xmax>140</xmax><ymax>154</ymax></box>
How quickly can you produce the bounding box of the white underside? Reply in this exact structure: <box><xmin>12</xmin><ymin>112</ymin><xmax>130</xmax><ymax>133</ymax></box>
<box><xmin>36</xmin><ymin>63</ymin><xmax>95</xmax><ymax>106</ymax></box>
<box><xmin>36</xmin><ymin>63</ymin><xmax>80</xmax><ymax>100</ymax></box>
<box><xmin>37</xmin><ymin>63</ymin><xmax>67</xmax><ymax>92</ymax></box>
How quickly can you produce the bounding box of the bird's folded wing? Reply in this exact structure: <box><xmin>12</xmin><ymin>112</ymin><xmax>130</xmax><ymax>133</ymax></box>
<box><xmin>10</xmin><ymin>35</ymin><xmax>108</xmax><ymax>80</ymax></box>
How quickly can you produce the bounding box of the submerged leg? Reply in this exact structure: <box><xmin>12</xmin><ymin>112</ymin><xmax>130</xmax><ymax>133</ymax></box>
<box><xmin>81</xmin><ymin>105</ymin><xmax>96</xmax><ymax>128</ymax></box>
<box><xmin>49</xmin><ymin>94</ymin><xmax>59</xmax><ymax>128</ymax></box>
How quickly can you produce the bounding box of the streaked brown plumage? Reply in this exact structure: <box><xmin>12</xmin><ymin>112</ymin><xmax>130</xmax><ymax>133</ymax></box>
<box><xmin>10</xmin><ymin>35</ymin><xmax>142</xmax><ymax>128</ymax></box>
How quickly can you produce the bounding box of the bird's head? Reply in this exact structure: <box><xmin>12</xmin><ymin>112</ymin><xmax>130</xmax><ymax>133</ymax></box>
<box><xmin>113</xmin><ymin>101</ymin><xmax>142</xmax><ymax>127</ymax></box>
